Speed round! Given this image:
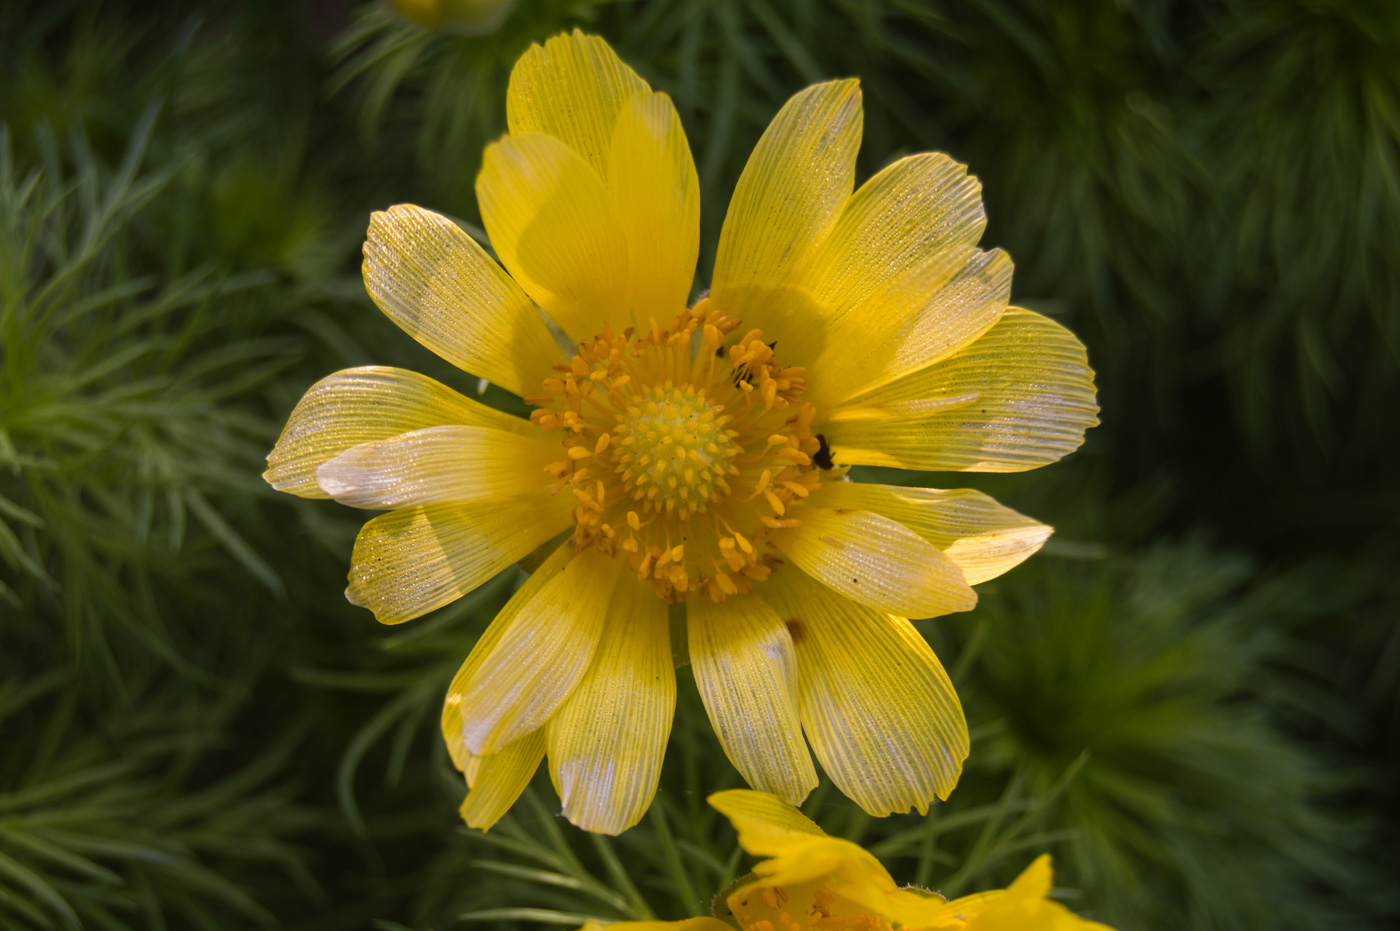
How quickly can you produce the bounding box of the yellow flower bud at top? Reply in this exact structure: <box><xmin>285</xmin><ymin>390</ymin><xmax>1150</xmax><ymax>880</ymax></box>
<box><xmin>383</xmin><ymin>0</ymin><xmax>515</xmax><ymax>35</ymax></box>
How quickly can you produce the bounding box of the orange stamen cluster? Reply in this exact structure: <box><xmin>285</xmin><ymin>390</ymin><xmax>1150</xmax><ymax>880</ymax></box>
<box><xmin>737</xmin><ymin>885</ymin><xmax>896</xmax><ymax>931</ymax></box>
<box><xmin>529</xmin><ymin>300</ymin><xmax>830</xmax><ymax>602</ymax></box>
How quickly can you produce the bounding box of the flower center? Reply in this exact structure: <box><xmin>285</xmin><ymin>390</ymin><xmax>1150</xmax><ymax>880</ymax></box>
<box><xmin>615</xmin><ymin>383</ymin><xmax>737</xmax><ymax>515</ymax></box>
<box><xmin>529</xmin><ymin>301</ymin><xmax>835</xmax><ymax>602</ymax></box>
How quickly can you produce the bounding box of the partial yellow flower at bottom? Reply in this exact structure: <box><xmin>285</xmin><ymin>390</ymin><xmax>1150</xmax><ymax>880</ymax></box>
<box><xmin>585</xmin><ymin>790</ymin><xmax>1114</xmax><ymax>931</ymax></box>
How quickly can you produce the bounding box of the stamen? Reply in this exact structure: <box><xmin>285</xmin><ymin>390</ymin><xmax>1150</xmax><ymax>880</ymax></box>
<box><xmin>532</xmin><ymin>305</ymin><xmax>840</xmax><ymax>602</ymax></box>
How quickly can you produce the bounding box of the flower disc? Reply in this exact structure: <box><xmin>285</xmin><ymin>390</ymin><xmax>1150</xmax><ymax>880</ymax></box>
<box><xmin>530</xmin><ymin>301</ymin><xmax>831</xmax><ymax>602</ymax></box>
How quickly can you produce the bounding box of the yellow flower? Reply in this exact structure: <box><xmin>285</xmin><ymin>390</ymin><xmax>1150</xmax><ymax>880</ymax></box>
<box><xmin>264</xmin><ymin>31</ymin><xmax>1098</xmax><ymax>835</ymax></box>
<box><xmin>583</xmin><ymin>790</ymin><xmax>1115</xmax><ymax>931</ymax></box>
<box><xmin>383</xmin><ymin>0</ymin><xmax>515</xmax><ymax>35</ymax></box>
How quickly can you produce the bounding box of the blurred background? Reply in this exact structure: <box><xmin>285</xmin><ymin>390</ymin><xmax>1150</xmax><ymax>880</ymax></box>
<box><xmin>1</xmin><ymin>0</ymin><xmax>1397</xmax><ymax>928</ymax></box>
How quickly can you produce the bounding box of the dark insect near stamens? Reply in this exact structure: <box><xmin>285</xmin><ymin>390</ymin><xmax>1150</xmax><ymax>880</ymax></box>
<box><xmin>726</xmin><ymin>342</ymin><xmax>778</xmax><ymax>386</ymax></box>
<box><xmin>717</xmin><ymin>344</ymin><xmax>752</xmax><ymax>386</ymax></box>
<box><xmin>813</xmin><ymin>433</ymin><xmax>834</xmax><ymax>470</ymax></box>
<box><xmin>729</xmin><ymin>354</ymin><xmax>753</xmax><ymax>387</ymax></box>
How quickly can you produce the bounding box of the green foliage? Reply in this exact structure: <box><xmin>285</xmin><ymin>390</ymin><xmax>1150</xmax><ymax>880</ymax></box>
<box><xmin>956</xmin><ymin>541</ymin><xmax>1389</xmax><ymax>929</ymax></box>
<box><xmin>0</xmin><ymin>672</ymin><xmax>323</xmax><ymax>930</ymax></box>
<box><xmin>1203</xmin><ymin>1</ymin><xmax>1400</xmax><ymax>452</ymax></box>
<box><xmin>1</xmin><ymin>0</ymin><xmax>1396</xmax><ymax>928</ymax></box>
<box><xmin>0</xmin><ymin>115</ymin><xmax>295</xmax><ymax>675</ymax></box>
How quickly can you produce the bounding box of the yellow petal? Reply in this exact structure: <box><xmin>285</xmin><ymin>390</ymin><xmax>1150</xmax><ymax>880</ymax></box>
<box><xmin>507</xmin><ymin>30</ymin><xmax>649</xmax><ymax>180</ymax></box>
<box><xmin>1007</xmin><ymin>853</ymin><xmax>1054</xmax><ymax>899</ymax></box>
<box><xmin>763</xmin><ymin>565</ymin><xmax>969</xmax><ymax>815</ymax></box>
<box><xmin>810</xmin><ymin>483</ymin><xmax>1051</xmax><ymax>585</ymax></box>
<box><xmin>457</xmin><ymin>548</ymin><xmax>623</xmax><ymax>755</ymax></box>
<box><xmin>706</xmin><ymin>789</ymin><xmax>827</xmax><ymax>850</ymax></box>
<box><xmin>345</xmin><ymin>487</ymin><xmax>573</xmax><ymax>625</ymax></box>
<box><xmin>821</xmin><ymin>307</ymin><xmax>1100</xmax><ymax>472</ymax></box>
<box><xmin>708</xmin><ymin>791</ymin><xmax>896</xmax><ymax>910</ymax></box>
<box><xmin>725</xmin><ymin>838</ymin><xmax>873</xmax><ymax>900</ymax></box>
<box><xmin>710</xmin><ymin>80</ymin><xmax>862</xmax><ymax>366</ymax></box>
<box><xmin>938</xmin><ymin>856</ymin><xmax>1117</xmax><ymax>930</ymax></box>
<box><xmin>808</xmin><ymin>247</ymin><xmax>1011</xmax><ymax>408</ymax></box>
<box><xmin>731</xmin><ymin>852</ymin><xmax>889</xmax><ymax>919</ymax></box>
<box><xmin>315</xmin><ymin>425</ymin><xmax>557</xmax><ymax>509</ymax></box>
<box><xmin>804</xmin><ymin>154</ymin><xmax>1008</xmax><ymax>405</ymax></box>
<box><xmin>458</xmin><ymin>728</ymin><xmax>546</xmax><ymax>832</ymax></box>
<box><xmin>771</xmin><ymin>507</ymin><xmax>976</xmax><ymax>619</ymax></box>
<box><xmin>478</xmin><ymin>131</ymin><xmax>630</xmax><ymax>342</ymax></box>
<box><xmin>607</xmin><ymin>91</ymin><xmax>700</xmax><ymax>322</ymax></box>
<box><xmin>812</xmin><ymin>153</ymin><xmax>987</xmax><ymax>312</ymax></box>
<box><xmin>546</xmin><ymin>576</ymin><xmax>675</xmax><ymax>835</ymax></box>
<box><xmin>264</xmin><ymin>366</ymin><xmax>536</xmax><ymax>499</ymax></box>
<box><xmin>363</xmin><ymin>205</ymin><xmax>561</xmax><ymax>397</ymax></box>
<box><xmin>441</xmin><ymin>543</ymin><xmax>573</xmax><ymax>772</ymax></box>
<box><xmin>688</xmin><ymin>595</ymin><xmax>817</xmax><ymax>805</ymax></box>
